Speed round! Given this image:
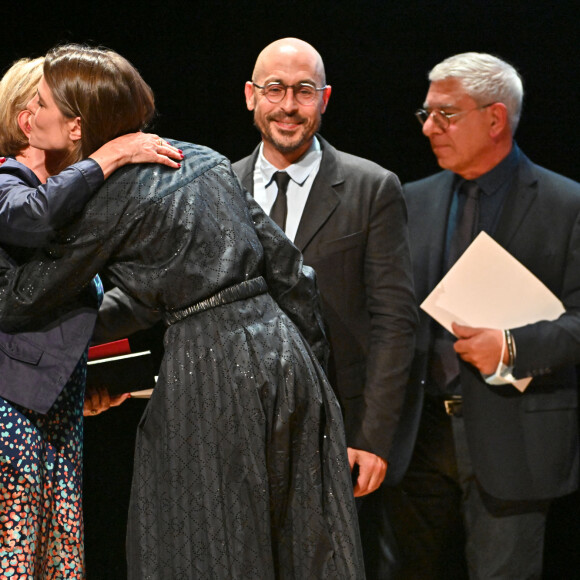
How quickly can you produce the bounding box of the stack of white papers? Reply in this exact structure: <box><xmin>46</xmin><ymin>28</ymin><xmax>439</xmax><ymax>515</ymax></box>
<box><xmin>421</xmin><ymin>232</ymin><xmax>565</xmax><ymax>391</ymax></box>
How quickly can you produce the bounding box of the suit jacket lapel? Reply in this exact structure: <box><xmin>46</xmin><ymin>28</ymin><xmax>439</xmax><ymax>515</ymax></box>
<box><xmin>494</xmin><ymin>152</ymin><xmax>538</xmax><ymax>248</ymax></box>
<box><xmin>236</xmin><ymin>145</ymin><xmax>260</xmax><ymax>195</ymax></box>
<box><xmin>416</xmin><ymin>172</ymin><xmax>455</xmax><ymax>296</ymax></box>
<box><xmin>293</xmin><ymin>135</ymin><xmax>341</xmax><ymax>252</ymax></box>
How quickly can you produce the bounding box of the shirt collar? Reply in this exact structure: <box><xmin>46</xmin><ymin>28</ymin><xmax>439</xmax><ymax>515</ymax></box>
<box><xmin>258</xmin><ymin>137</ymin><xmax>322</xmax><ymax>188</ymax></box>
<box><xmin>467</xmin><ymin>142</ymin><xmax>520</xmax><ymax>197</ymax></box>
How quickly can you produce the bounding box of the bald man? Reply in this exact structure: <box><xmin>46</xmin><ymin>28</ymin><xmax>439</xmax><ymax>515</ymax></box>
<box><xmin>233</xmin><ymin>38</ymin><xmax>418</xmax><ymax>577</ymax></box>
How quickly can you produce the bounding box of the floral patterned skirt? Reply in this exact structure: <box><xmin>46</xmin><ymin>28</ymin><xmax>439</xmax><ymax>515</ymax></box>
<box><xmin>0</xmin><ymin>352</ymin><xmax>87</xmax><ymax>579</ymax></box>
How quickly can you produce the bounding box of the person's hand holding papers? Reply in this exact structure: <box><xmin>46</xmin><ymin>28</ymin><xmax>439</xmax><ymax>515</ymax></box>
<box><xmin>452</xmin><ymin>323</ymin><xmax>506</xmax><ymax>375</ymax></box>
<box><xmin>421</xmin><ymin>232</ymin><xmax>566</xmax><ymax>391</ymax></box>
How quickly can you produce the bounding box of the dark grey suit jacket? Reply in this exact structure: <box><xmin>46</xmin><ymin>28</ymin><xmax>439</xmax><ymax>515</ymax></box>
<box><xmin>234</xmin><ymin>135</ymin><xmax>418</xmax><ymax>483</ymax></box>
<box><xmin>404</xmin><ymin>149</ymin><xmax>580</xmax><ymax>500</ymax></box>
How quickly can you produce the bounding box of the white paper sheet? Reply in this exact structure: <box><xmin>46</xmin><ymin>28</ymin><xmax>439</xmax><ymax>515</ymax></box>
<box><xmin>130</xmin><ymin>388</ymin><xmax>154</xmax><ymax>399</ymax></box>
<box><xmin>421</xmin><ymin>232</ymin><xmax>565</xmax><ymax>391</ymax></box>
<box><xmin>130</xmin><ymin>377</ymin><xmax>157</xmax><ymax>399</ymax></box>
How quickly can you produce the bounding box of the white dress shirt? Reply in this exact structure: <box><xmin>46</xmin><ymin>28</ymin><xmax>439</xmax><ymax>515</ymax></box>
<box><xmin>253</xmin><ymin>137</ymin><xmax>323</xmax><ymax>242</ymax></box>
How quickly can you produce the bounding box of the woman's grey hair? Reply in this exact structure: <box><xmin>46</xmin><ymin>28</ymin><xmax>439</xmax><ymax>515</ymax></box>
<box><xmin>429</xmin><ymin>52</ymin><xmax>523</xmax><ymax>134</ymax></box>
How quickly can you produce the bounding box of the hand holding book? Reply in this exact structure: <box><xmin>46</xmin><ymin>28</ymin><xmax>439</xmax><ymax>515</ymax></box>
<box><xmin>87</xmin><ymin>338</ymin><xmax>156</xmax><ymax>399</ymax></box>
<box><xmin>83</xmin><ymin>385</ymin><xmax>131</xmax><ymax>416</ymax></box>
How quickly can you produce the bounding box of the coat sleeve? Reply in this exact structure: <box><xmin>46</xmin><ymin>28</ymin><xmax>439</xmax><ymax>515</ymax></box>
<box><xmin>0</xmin><ymin>159</ymin><xmax>104</xmax><ymax>247</ymax></box>
<box><xmin>0</xmin><ymin>187</ymin><xmax>116</xmax><ymax>333</ymax></box>
<box><xmin>511</xmin><ymin>209</ymin><xmax>580</xmax><ymax>377</ymax></box>
<box><xmin>92</xmin><ymin>287</ymin><xmax>162</xmax><ymax>345</ymax></box>
<box><xmin>357</xmin><ymin>170</ymin><xmax>418</xmax><ymax>459</ymax></box>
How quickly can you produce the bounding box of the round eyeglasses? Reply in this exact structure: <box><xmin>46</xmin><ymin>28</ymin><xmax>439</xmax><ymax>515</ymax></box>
<box><xmin>252</xmin><ymin>81</ymin><xmax>328</xmax><ymax>106</ymax></box>
<box><xmin>415</xmin><ymin>103</ymin><xmax>494</xmax><ymax>130</ymax></box>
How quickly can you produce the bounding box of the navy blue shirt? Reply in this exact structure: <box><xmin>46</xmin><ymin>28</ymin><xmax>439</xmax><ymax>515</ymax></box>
<box><xmin>445</xmin><ymin>143</ymin><xmax>521</xmax><ymax>263</ymax></box>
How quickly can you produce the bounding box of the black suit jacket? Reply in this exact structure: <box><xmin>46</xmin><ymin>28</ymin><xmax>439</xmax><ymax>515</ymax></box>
<box><xmin>234</xmin><ymin>135</ymin><xmax>418</xmax><ymax>483</ymax></box>
<box><xmin>404</xmin><ymin>149</ymin><xmax>580</xmax><ymax>500</ymax></box>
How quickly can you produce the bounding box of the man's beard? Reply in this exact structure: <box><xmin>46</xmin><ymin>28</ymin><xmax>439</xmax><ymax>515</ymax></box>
<box><xmin>253</xmin><ymin>112</ymin><xmax>322</xmax><ymax>154</ymax></box>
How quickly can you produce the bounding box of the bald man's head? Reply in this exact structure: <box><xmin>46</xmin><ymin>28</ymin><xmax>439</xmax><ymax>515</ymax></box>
<box><xmin>252</xmin><ymin>38</ymin><xmax>326</xmax><ymax>86</ymax></box>
<box><xmin>244</xmin><ymin>38</ymin><xmax>331</xmax><ymax>167</ymax></box>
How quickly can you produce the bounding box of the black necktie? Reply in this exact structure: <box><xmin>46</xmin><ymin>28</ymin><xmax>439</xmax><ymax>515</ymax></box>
<box><xmin>270</xmin><ymin>171</ymin><xmax>291</xmax><ymax>231</ymax></box>
<box><xmin>431</xmin><ymin>181</ymin><xmax>481</xmax><ymax>393</ymax></box>
<box><xmin>446</xmin><ymin>180</ymin><xmax>480</xmax><ymax>270</ymax></box>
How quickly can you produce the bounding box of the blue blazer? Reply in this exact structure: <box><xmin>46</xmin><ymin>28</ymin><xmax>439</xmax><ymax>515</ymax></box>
<box><xmin>0</xmin><ymin>158</ymin><xmax>103</xmax><ymax>413</ymax></box>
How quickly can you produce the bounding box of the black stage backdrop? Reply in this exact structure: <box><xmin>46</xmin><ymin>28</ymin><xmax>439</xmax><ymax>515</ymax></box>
<box><xmin>2</xmin><ymin>1</ymin><xmax>578</xmax><ymax>578</ymax></box>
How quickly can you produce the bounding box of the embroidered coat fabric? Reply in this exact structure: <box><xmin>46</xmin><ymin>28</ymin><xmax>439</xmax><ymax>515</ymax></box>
<box><xmin>0</xmin><ymin>141</ymin><xmax>365</xmax><ymax>579</ymax></box>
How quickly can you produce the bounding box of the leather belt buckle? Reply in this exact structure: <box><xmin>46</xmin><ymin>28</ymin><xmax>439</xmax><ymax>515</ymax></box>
<box><xmin>444</xmin><ymin>396</ymin><xmax>463</xmax><ymax>417</ymax></box>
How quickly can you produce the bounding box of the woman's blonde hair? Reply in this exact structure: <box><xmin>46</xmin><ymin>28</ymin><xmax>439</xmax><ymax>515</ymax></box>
<box><xmin>0</xmin><ymin>57</ymin><xmax>44</xmax><ymax>156</ymax></box>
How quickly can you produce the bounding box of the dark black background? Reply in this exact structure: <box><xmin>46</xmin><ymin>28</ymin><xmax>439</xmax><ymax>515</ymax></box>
<box><xmin>3</xmin><ymin>1</ymin><xmax>578</xmax><ymax>577</ymax></box>
<box><xmin>4</xmin><ymin>1</ymin><xmax>578</xmax><ymax>184</ymax></box>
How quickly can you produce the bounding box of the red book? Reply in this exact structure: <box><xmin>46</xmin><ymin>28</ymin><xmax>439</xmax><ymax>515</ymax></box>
<box><xmin>87</xmin><ymin>339</ymin><xmax>155</xmax><ymax>395</ymax></box>
<box><xmin>88</xmin><ymin>339</ymin><xmax>131</xmax><ymax>361</ymax></box>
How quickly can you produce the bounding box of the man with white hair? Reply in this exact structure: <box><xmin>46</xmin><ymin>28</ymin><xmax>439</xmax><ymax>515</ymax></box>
<box><xmin>395</xmin><ymin>52</ymin><xmax>580</xmax><ymax>578</ymax></box>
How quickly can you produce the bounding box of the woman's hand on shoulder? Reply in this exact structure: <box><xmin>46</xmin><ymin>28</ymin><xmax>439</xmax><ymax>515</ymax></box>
<box><xmin>89</xmin><ymin>132</ymin><xmax>184</xmax><ymax>178</ymax></box>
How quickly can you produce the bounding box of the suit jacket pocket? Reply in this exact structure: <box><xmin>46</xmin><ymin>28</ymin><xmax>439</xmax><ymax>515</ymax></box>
<box><xmin>336</xmin><ymin>360</ymin><xmax>365</xmax><ymax>399</ymax></box>
<box><xmin>0</xmin><ymin>335</ymin><xmax>43</xmax><ymax>365</ymax></box>
<box><xmin>317</xmin><ymin>231</ymin><xmax>364</xmax><ymax>256</ymax></box>
<box><xmin>523</xmin><ymin>387</ymin><xmax>577</xmax><ymax>412</ymax></box>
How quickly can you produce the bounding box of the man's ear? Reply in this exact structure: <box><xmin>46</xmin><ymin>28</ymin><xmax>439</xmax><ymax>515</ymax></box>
<box><xmin>17</xmin><ymin>110</ymin><xmax>32</xmax><ymax>137</ymax></box>
<box><xmin>320</xmin><ymin>85</ymin><xmax>332</xmax><ymax>114</ymax></box>
<box><xmin>244</xmin><ymin>81</ymin><xmax>256</xmax><ymax>111</ymax></box>
<box><xmin>68</xmin><ymin>116</ymin><xmax>82</xmax><ymax>142</ymax></box>
<box><xmin>488</xmin><ymin>102</ymin><xmax>509</xmax><ymax>138</ymax></box>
